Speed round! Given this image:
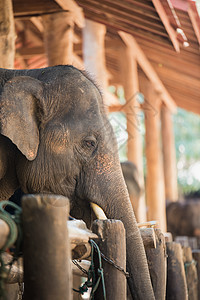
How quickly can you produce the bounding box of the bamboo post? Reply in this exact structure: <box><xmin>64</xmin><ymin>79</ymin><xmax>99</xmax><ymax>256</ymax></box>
<box><xmin>141</xmin><ymin>77</ymin><xmax>166</xmax><ymax>232</ymax></box>
<box><xmin>42</xmin><ymin>12</ymin><xmax>74</xmax><ymax>65</ymax></box>
<box><xmin>166</xmin><ymin>242</ymin><xmax>188</xmax><ymax>299</ymax></box>
<box><xmin>120</xmin><ymin>46</ymin><xmax>146</xmax><ymax>223</ymax></box>
<box><xmin>92</xmin><ymin>219</ymin><xmax>126</xmax><ymax>300</ymax></box>
<box><xmin>0</xmin><ymin>0</ymin><xmax>15</xmax><ymax>68</ymax></box>
<box><xmin>192</xmin><ymin>250</ymin><xmax>200</xmax><ymax>300</ymax></box>
<box><xmin>161</xmin><ymin>105</ymin><xmax>178</xmax><ymax>202</ymax></box>
<box><xmin>182</xmin><ymin>246</ymin><xmax>198</xmax><ymax>300</ymax></box>
<box><xmin>145</xmin><ymin>229</ymin><xmax>167</xmax><ymax>300</ymax></box>
<box><xmin>22</xmin><ymin>194</ymin><xmax>72</xmax><ymax>300</ymax></box>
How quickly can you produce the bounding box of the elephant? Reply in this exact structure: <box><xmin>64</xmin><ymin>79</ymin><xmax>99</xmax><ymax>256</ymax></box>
<box><xmin>121</xmin><ymin>161</ymin><xmax>143</xmax><ymax>222</ymax></box>
<box><xmin>0</xmin><ymin>65</ymin><xmax>155</xmax><ymax>299</ymax></box>
<box><xmin>166</xmin><ymin>200</ymin><xmax>200</xmax><ymax>238</ymax></box>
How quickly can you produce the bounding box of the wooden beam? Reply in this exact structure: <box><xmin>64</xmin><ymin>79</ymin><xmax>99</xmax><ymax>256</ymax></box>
<box><xmin>119</xmin><ymin>31</ymin><xmax>177</xmax><ymax>113</ymax></box>
<box><xmin>161</xmin><ymin>105</ymin><xmax>178</xmax><ymax>202</ymax></box>
<box><xmin>55</xmin><ymin>0</ymin><xmax>84</xmax><ymax>28</ymax></box>
<box><xmin>30</xmin><ymin>17</ymin><xmax>44</xmax><ymax>33</ymax></box>
<box><xmin>188</xmin><ymin>2</ymin><xmax>200</xmax><ymax>46</ymax></box>
<box><xmin>0</xmin><ymin>0</ymin><xmax>15</xmax><ymax>68</ymax></box>
<box><xmin>108</xmin><ymin>104</ymin><xmax>125</xmax><ymax>113</ymax></box>
<box><xmin>151</xmin><ymin>0</ymin><xmax>180</xmax><ymax>52</ymax></box>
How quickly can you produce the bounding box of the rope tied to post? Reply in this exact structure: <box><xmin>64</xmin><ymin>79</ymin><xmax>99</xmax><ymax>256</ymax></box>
<box><xmin>0</xmin><ymin>201</ymin><xmax>22</xmax><ymax>299</ymax></box>
<box><xmin>73</xmin><ymin>239</ymin><xmax>106</xmax><ymax>299</ymax></box>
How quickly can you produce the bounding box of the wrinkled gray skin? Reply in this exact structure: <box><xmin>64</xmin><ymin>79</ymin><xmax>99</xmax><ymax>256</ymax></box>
<box><xmin>166</xmin><ymin>200</ymin><xmax>200</xmax><ymax>238</ymax></box>
<box><xmin>0</xmin><ymin>65</ymin><xmax>154</xmax><ymax>299</ymax></box>
<box><xmin>121</xmin><ymin>161</ymin><xmax>143</xmax><ymax>222</ymax></box>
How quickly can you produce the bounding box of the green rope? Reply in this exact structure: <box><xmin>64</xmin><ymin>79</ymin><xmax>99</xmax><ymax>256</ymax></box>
<box><xmin>73</xmin><ymin>239</ymin><xmax>106</xmax><ymax>300</ymax></box>
<box><xmin>0</xmin><ymin>201</ymin><xmax>22</xmax><ymax>300</ymax></box>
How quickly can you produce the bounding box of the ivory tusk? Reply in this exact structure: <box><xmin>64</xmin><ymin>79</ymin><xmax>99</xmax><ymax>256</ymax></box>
<box><xmin>90</xmin><ymin>203</ymin><xmax>107</xmax><ymax>220</ymax></box>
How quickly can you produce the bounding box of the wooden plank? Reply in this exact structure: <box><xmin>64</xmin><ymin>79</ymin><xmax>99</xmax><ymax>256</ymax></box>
<box><xmin>81</xmin><ymin>10</ymin><xmax>172</xmax><ymax>47</ymax></box>
<box><xmin>78</xmin><ymin>0</ymin><xmax>166</xmax><ymax>33</ymax></box>
<box><xmin>119</xmin><ymin>31</ymin><xmax>177</xmax><ymax>113</ymax></box>
<box><xmin>13</xmin><ymin>0</ymin><xmax>62</xmax><ymax>17</ymax></box>
<box><xmin>151</xmin><ymin>0</ymin><xmax>180</xmax><ymax>52</ymax></box>
<box><xmin>78</xmin><ymin>0</ymin><xmax>169</xmax><ymax>38</ymax></box>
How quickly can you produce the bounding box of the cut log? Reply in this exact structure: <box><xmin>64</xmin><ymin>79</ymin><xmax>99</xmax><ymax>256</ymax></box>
<box><xmin>139</xmin><ymin>228</ymin><xmax>156</xmax><ymax>249</ymax></box>
<box><xmin>92</xmin><ymin>219</ymin><xmax>126</xmax><ymax>300</ymax></box>
<box><xmin>22</xmin><ymin>194</ymin><xmax>72</xmax><ymax>300</ymax></box>
<box><xmin>192</xmin><ymin>250</ymin><xmax>200</xmax><ymax>300</ymax></box>
<box><xmin>166</xmin><ymin>242</ymin><xmax>188</xmax><ymax>300</ymax></box>
<box><xmin>145</xmin><ymin>229</ymin><xmax>167</xmax><ymax>300</ymax></box>
<box><xmin>182</xmin><ymin>246</ymin><xmax>198</xmax><ymax>300</ymax></box>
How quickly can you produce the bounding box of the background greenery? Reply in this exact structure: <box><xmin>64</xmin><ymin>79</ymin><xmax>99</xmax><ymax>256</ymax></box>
<box><xmin>108</xmin><ymin>87</ymin><xmax>200</xmax><ymax>196</ymax></box>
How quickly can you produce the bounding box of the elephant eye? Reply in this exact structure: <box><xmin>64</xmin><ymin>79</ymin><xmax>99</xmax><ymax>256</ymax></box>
<box><xmin>84</xmin><ymin>137</ymin><xmax>97</xmax><ymax>149</ymax></box>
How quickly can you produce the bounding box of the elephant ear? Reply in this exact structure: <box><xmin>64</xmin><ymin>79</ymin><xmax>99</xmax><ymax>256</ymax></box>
<box><xmin>0</xmin><ymin>76</ymin><xmax>45</xmax><ymax>161</ymax></box>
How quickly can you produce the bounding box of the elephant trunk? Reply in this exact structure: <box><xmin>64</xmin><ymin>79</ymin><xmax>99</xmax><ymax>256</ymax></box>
<box><xmin>94</xmin><ymin>173</ymin><xmax>155</xmax><ymax>300</ymax></box>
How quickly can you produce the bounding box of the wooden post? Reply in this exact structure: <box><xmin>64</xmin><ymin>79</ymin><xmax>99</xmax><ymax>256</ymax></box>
<box><xmin>42</xmin><ymin>12</ymin><xmax>74</xmax><ymax>66</ymax></box>
<box><xmin>182</xmin><ymin>246</ymin><xmax>198</xmax><ymax>300</ymax></box>
<box><xmin>139</xmin><ymin>228</ymin><xmax>157</xmax><ymax>249</ymax></box>
<box><xmin>0</xmin><ymin>0</ymin><xmax>15</xmax><ymax>68</ymax></box>
<box><xmin>22</xmin><ymin>194</ymin><xmax>72</xmax><ymax>300</ymax></box>
<box><xmin>145</xmin><ymin>229</ymin><xmax>167</xmax><ymax>300</ymax></box>
<box><xmin>83</xmin><ymin>19</ymin><xmax>108</xmax><ymax>93</ymax></box>
<box><xmin>192</xmin><ymin>250</ymin><xmax>200</xmax><ymax>300</ymax></box>
<box><xmin>120</xmin><ymin>46</ymin><xmax>146</xmax><ymax>223</ymax></box>
<box><xmin>141</xmin><ymin>77</ymin><xmax>167</xmax><ymax>232</ymax></box>
<box><xmin>166</xmin><ymin>242</ymin><xmax>188</xmax><ymax>300</ymax></box>
<box><xmin>161</xmin><ymin>105</ymin><xmax>178</xmax><ymax>202</ymax></box>
<box><xmin>4</xmin><ymin>284</ymin><xmax>19</xmax><ymax>300</ymax></box>
<box><xmin>92</xmin><ymin>219</ymin><xmax>126</xmax><ymax>300</ymax></box>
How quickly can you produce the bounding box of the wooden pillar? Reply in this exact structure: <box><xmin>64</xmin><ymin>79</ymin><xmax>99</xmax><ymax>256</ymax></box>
<box><xmin>0</xmin><ymin>0</ymin><xmax>15</xmax><ymax>68</ymax></box>
<box><xmin>83</xmin><ymin>19</ymin><xmax>108</xmax><ymax>92</ymax></box>
<box><xmin>120</xmin><ymin>46</ymin><xmax>146</xmax><ymax>223</ymax></box>
<box><xmin>92</xmin><ymin>219</ymin><xmax>126</xmax><ymax>300</ymax></box>
<box><xmin>141</xmin><ymin>77</ymin><xmax>166</xmax><ymax>232</ymax></box>
<box><xmin>22</xmin><ymin>194</ymin><xmax>72</xmax><ymax>300</ymax></box>
<box><xmin>161</xmin><ymin>106</ymin><xmax>178</xmax><ymax>202</ymax></box>
<box><xmin>42</xmin><ymin>12</ymin><xmax>74</xmax><ymax>66</ymax></box>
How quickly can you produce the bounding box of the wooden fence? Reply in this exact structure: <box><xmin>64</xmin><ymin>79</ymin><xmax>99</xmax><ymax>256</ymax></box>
<box><xmin>0</xmin><ymin>194</ymin><xmax>200</xmax><ymax>299</ymax></box>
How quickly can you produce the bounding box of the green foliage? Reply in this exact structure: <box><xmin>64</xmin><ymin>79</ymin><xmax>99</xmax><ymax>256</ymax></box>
<box><xmin>109</xmin><ymin>87</ymin><xmax>200</xmax><ymax>195</ymax></box>
<box><xmin>173</xmin><ymin>108</ymin><xmax>200</xmax><ymax>194</ymax></box>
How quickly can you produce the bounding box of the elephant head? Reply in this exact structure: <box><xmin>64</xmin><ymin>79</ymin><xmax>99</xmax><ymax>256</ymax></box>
<box><xmin>167</xmin><ymin>200</ymin><xmax>200</xmax><ymax>238</ymax></box>
<box><xmin>0</xmin><ymin>65</ymin><xmax>154</xmax><ymax>299</ymax></box>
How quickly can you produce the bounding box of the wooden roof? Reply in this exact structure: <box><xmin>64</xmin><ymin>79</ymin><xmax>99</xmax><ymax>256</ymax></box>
<box><xmin>13</xmin><ymin>0</ymin><xmax>200</xmax><ymax>114</ymax></box>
